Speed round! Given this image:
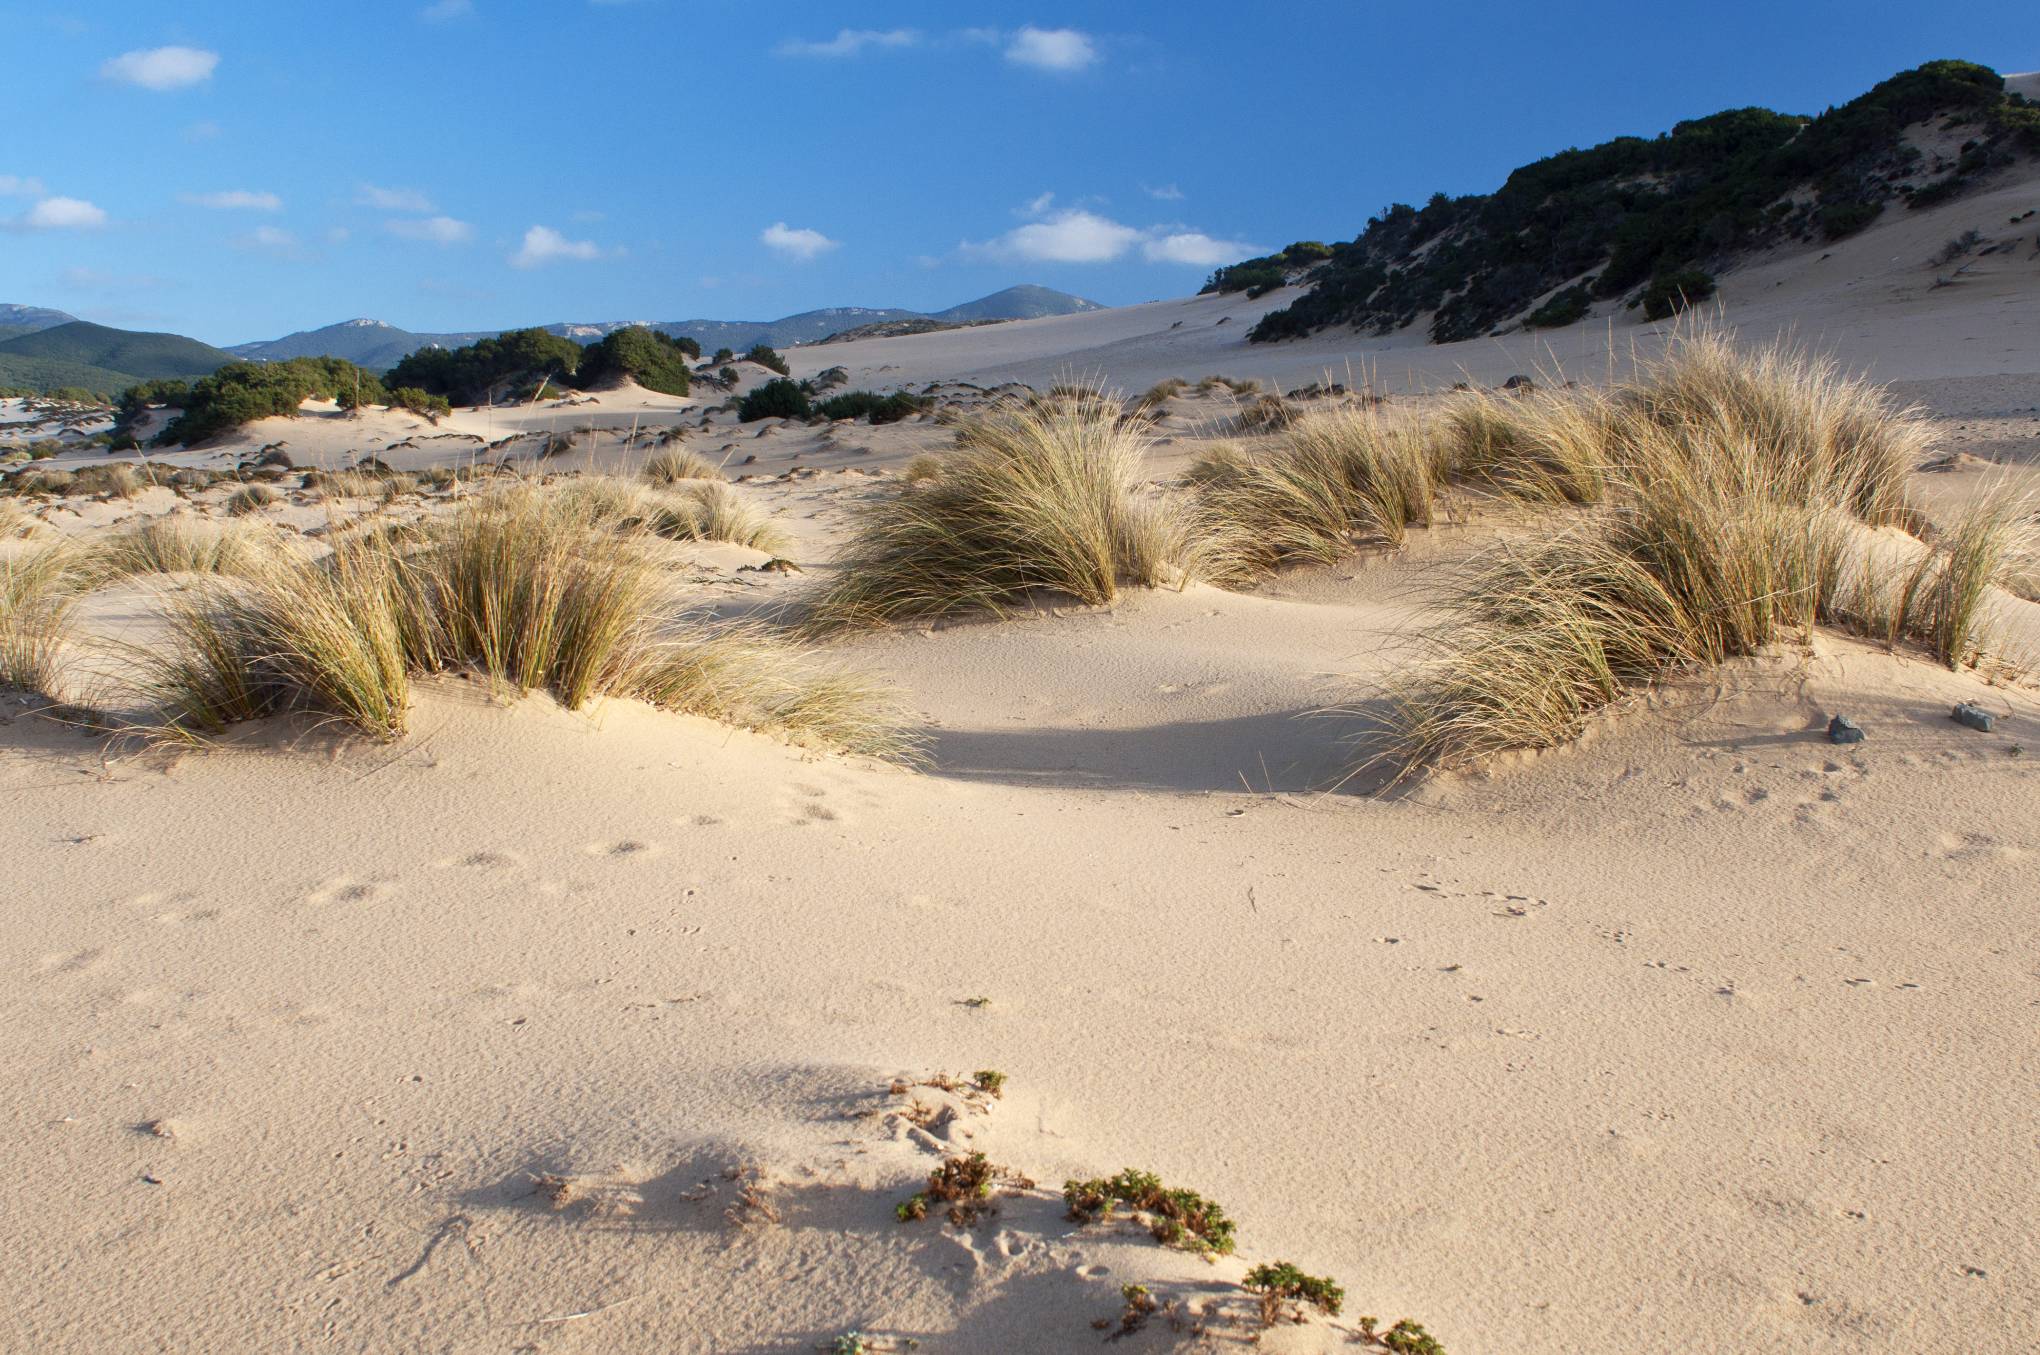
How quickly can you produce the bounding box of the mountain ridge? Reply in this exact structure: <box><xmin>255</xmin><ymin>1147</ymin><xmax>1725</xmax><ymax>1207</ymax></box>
<box><xmin>228</xmin><ymin>284</ymin><xmax>1104</xmax><ymax>369</ymax></box>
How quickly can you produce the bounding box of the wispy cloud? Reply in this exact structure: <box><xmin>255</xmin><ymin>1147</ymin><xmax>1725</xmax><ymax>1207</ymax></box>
<box><xmin>235</xmin><ymin>225</ymin><xmax>302</xmax><ymax>256</ymax></box>
<box><xmin>776</xmin><ymin>28</ymin><xmax>919</xmax><ymax>59</ymax></box>
<box><xmin>1005</xmin><ymin>26</ymin><xmax>1098</xmax><ymax>73</ymax></box>
<box><xmin>183</xmin><ymin>121</ymin><xmax>222</xmax><ymax>142</ymax></box>
<box><xmin>1144</xmin><ymin>183</ymin><xmax>1185</xmax><ymax>202</ymax></box>
<box><xmin>101</xmin><ymin>46</ymin><xmax>219</xmax><ymax>91</ymax></box>
<box><xmin>420</xmin><ymin>0</ymin><xmax>473</xmax><ymax>20</ymax></box>
<box><xmin>356</xmin><ymin>184</ymin><xmax>435</xmax><ymax>212</ymax></box>
<box><xmin>182</xmin><ymin>189</ymin><xmax>282</xmax><ymax>211</ymax></box>
<box><xmin>15</xmin><ymin>197</ymin><xmax>109</xmax><ymax>231</ymax></box>
<box><xmin>963</xmin><ymin>207</ymin><xmax>1257</xmax><ymax>267</ymax></box>
<box><xmin>1019</xmin><ymin>191</ymin><xmax>1057</xmax><ymax>218</ymax></box>
<box><xmin>0</xmin><ymin>175</ymin><xmax>47</xmax><ymax>197</ymax></box>
<box><xmin>760</xmin><ymin>221</ymin><xmax>840</xmax><ymax>261</ymax></box>
<box><xmin>387</xmin><ymin>215</ymin><xmax>474</xmax><ymax>245</ymax></box>
<box><xmin>512</xmin><ymin>225</ymin><xmax>602</xmax><ymax>268</ymax></box>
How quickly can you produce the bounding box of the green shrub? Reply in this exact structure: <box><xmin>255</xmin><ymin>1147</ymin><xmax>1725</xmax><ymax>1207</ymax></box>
<box><xmin>1524</xmin><ymin>282</ymin><xmax>1593</xmax><ymax>328</ymax></box>
<box><xmin>745</xmin><ymin>344</ymin><xmax>790</xmax><ymax>376</ymax></box>
<box><xmin>814</xmin><ymin>390</ymin><xmax>930</xmax><ymax>424</ymax></box>
<box><xmin>738</xmin><ymin>378</ymin><xmax>812</xmax><ymax>422</ymax></box>
<box><xmin>577</xmin><ymin>327</ymin><xmax>694</xmax><ymax>397</ymax></box>
<box><xmin>1819</xmin><ymin>201</ymin><xmax>1884</xmax><ymax>238</ymax></box>
<box><xmin>388</xmin><ymin>387</ymin><xmax>452</xmax><ymax>421</ymax></box>
<box><xmin>386</xmin><ymin>327</ymin><xmax>582</xmax><ymax>405</ymax></box>
<box><xmin>161</xmin><ymin>357</ymin><xmax>387</xmax><ymax>446</ymax></box>
<box><xmin>1640</xmin><ymin>268</ymin><xmax>1716</xmax><ymax>320</ymax></box>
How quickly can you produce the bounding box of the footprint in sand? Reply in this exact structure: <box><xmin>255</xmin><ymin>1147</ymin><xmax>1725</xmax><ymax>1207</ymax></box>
<box><xmin>36</xmin><ymin>948</ymin><xmax>105</xmax><ymax>975</ymax></box>
<box><xmin>303</xmin><ymin>876</ymin><xmax>397</xmax><ymax>907</ymax></box>
<box><xmin>434</xmin><ymin>849</ymin><xmax>528</xmax><ymax>873</ymax></box>
<box><xmin>582</xmin><ymin>839</ymin><xmax>662</xmax><ymax>859</ymax></box>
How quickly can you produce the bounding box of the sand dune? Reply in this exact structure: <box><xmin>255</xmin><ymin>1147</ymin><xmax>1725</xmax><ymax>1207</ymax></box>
<box><xmin>5</xmin><ymin>167</ymin><xmax>2040</xmax><ymax>1353</ymax></box>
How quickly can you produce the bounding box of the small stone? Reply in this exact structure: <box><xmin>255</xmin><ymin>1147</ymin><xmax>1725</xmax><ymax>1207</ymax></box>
<box><xmin>1827</xmin><ymin>715</ymin><xmax>1865</xmax><ymax>745</ymax></box>
<box><xmin>1950</xmin><ymin>703</ymin><xmax>1996</xmax><ymax>732</ymax></box>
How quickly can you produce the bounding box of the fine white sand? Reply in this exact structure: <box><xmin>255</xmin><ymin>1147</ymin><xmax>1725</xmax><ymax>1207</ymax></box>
<box><xmin>4</xmin><ymin>165</ymin><xmax>2038</xmax><ymax>1354</ymax></box>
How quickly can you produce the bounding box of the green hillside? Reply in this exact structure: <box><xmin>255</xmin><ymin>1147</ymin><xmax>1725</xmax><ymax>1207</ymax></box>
<box><xmin>1217</xmin><ymin>60</ymin><xmax>2040</xmax><ymax>344</ymax></box>
<box><xmin>0</xmin><ymin>355</ymin><xmax>168</xmax><ymax>401</ymax></box>
<box><xmin>0</xmin><ymin>321</ymin><xmax>234</xmax><ymax>379</ymax></box>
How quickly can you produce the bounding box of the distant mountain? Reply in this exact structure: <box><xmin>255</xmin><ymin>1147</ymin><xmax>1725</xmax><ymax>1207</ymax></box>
<box><xmin>932</xmin><ymin>284</ymin><xmax>1104</xmax><ymax>324</ymax></box>
<box><xmin>229</xmin><ymin>285</ymin><xmax>1105</xmax><ymax>370</ymax></box>
<box><xmin>228</xmin><ymin>318</ymin><xmax>493</xmax><ymax>370</ymax></box>
<box><xmin>0</xmin><ymin>304</ymin><xmax>78</xmax><ymax>335</ymax></box>
<box><xmin>0</xmin><ymin>319</ymin><xmax>234</xmax><ymax>396</ymax></box>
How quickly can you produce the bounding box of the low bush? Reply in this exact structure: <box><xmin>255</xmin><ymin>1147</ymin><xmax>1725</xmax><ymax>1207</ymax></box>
<box><xmin>738</xmin><ymin>378</ymin><xmax>813</xmax><ymax>422</ymax></box>
<box><xmin>161</xmin><ymin>357</ymin><xmax>388</xmax><ymax>446</ymax></box>
<box><xmin>578</xmin><ymin>327</ymin><xmax>695</xmax><ymax>397</ymax></box>
<box><xmin>1524</xmin><ymin>282</ymin><xmax>1593</xmax><ymax>328</ymax></box>
<box><xmin>1639</xmin><ymin>269</ymin><xmax>1716</xmax><ymax>321</ymax></box>
<box><xmin>814</xmin><ymin>390</ymin><xmax>930</xmax><ymax>424</ymax></box>
<box><xmin>745</xmin><ymin>344</ymin><xmax>791</xmax><ymax>376</ymax></box>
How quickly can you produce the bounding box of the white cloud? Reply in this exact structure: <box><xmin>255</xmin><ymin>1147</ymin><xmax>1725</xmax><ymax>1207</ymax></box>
<box><xmin>420</xmin><ymin>0</ymin><xmax>473</xmax><ymax>18</ymax></box>
<box><xmin>965</xmin><ymin>209</ymin><xmax>1142</xmax><ymax>264</ymax></box>
<box><xmin>777</xmin><ymin>28</ymin><xmax>918</xmax><ymax>59</ymax></box>
<box><xmin>1020</xmin><ymin>191</ymin><xmax>1056</xmax><ymax>218</ymax></box>
<box><xmin>955</xmin><ymin>27</ymin><xmax>1001</xmax><ymax>45</ymax></box>
<box><xmin>1144</xmin><ymin>183</ymin><xmax>1185</xmax><ymax>202</ymax></box>
<box><xmin>0</xmin><ymin>175</ymin><xmax>46</xmax><ymax>197</ymax></box>
<box><xmin>760</xmin><ymin>221</ymin><xmax>839</xmax><ymax>262</ymax></box>
<box><xmin>388</xmin><ymin>215</ymin><xmax>474</xmax><ymax>245</ymax></box>
<box><xmin>1005</xmin><ymin>26</ymin><xmax>1098</xmax><ymax>73</ymax></box>
<box><xmin>183</xmin><ymin>189</ymin><xmax>282</xmax><ymax>211</ymax></box>
<box><xmin>357</xmin><ymin>183</ymin><xmax>435</xmax><ymax>212</ymax></box>
<box><xmin>237</xmin><ymin>225</ymin><xmax>301</xmax><ymax>254</ymax></box>
<box><xmin>101</xmin><ymin>46</ymin><xmax>219</xmax><ymax>91</ymax></box>
<box><xmin>325</xmin><ymin>226</ymin><xmax>352</xmax><ymax>245</ymax></box>
<box><xmin>512</xmin><ymin>224</ymin><xmax>602</xmax><ymax>268</ymax></box>
<box><xmin>962</xmin><ymin>205</ymin><xmax>1261</xmax><ymax>268</ymax></box>
<box><xmin>22</xmin><ymin>197</ymin><xmax>108</xmax><ymax>230</ymax></box>
<box><xmin>1142</xmin><ymin>231</ymin><xmax>1259</xmax><ymax>267</ymax></box>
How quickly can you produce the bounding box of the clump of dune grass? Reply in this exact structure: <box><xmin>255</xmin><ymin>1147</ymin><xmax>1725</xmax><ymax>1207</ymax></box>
<box><xmin>811</xmin><ymin>390</ymin><xmax>1215</xmax><ymax>629</ymax></box>
<box><xmin>1437</xmin><ymin>386</ymin><xmax>1616</xmax><ymax>505</ymax></box>
<box><xmin>644</xmin><ymin>481</ymin><xmax>788</xmax><ymax>551</ymax></box>
<box><xmin>0</xmin><ymin>499</ymin><xmax>38</xmax><ymax>539</ymax></box>
<box><xmin>1193</xmin><ymin>405</ymin><xmax>1440</xmax><ymax>575</ymax></box>
<box><xmin>643</xmin><ymin>447</ymin><xmax>723</xmax><ymax>483</ymax></box>
<box><xmin>628</xmin><ymin>622</ymin><xmax>920</xmax><ymax>761</ymax></box>
<box><xmin>550</xmin><ymin>476</ymin><xmax>789</xmax><ymax>552</ymax></box>
<box><xmin>1382</xmin><ymin>428</ymin><xmax>2025</xmax><ymax>775</ymax></box>
<box><xmin>1622</xmin><ymin>324</ymin><xmax>1930</xmax><ymax>526</ymax></box>
<box><xmin>94</xmin><ymin>515</ymin><xmax>273</xmax><ymax>581</ymax></box>
<box><xmin>226</xmin><ymin>484</ymin><xmax>279</xmax><ymax>516</ymax></box>
<box><xmin>0</xmin><ymin>541</ymin><xmax>87</xmax><ymax>696</ymax></box>
<box><xmin>303</xmin><ymin>470</ymin><xmax>382</xmax><ymax>500</ymax></box>
<box><xmin>143</xmin><ymin>486</ymin><xmax>910</xmax><ymax>757</ymax></box>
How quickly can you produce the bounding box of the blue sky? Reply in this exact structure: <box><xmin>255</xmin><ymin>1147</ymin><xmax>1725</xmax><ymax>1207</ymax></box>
<box><xmin>1</xmin><ymin>1</ymin><xmax>2033</xmax><ymax>346</ymax></box>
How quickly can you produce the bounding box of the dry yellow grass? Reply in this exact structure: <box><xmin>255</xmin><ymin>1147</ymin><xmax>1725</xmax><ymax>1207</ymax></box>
<box><xmin>141</xmin><ymin>486</ymin><xmax>911</xmax><ymax>758</ymax></box>
<box><xmin>813</xmin><ymin>390</ymin><xmax>1219</xmax><ymax>629</ymax></box>
<box><xmin>1382</xmin><ymin>421</ymin><xmax>2024</xmax><ymax>776</ymax></box>
<box><xmin>95</xmin><ymin>516</ymin><xmax>273</xmax><ymax>581</ymax></box>
<box><xmin>1192</xmin><ymin>405</ymin><xmax>1441</xmax><ymax>576</ymax></box>
<box><xmin>0</xmin><ymin>541</ymin><xmax>86</xmax><ymax>697</ymax></box>
<box><xmin>643</xmin><ymin>448</ymin><xmax>724</xmax><ymax>483</ymax></box>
